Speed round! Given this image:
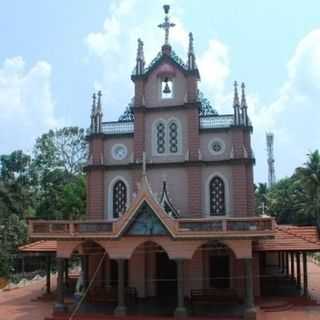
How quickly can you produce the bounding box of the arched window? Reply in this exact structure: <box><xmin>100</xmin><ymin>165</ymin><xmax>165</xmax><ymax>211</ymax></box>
<box><xmin>209</xmin><ymin>176</ymin><xmax>226</xmax><ymax>216</ymax></box>
<box><xmin>168</xmin><ymin>121</ymin><xmax>178</xmax><ymax>153</ymax></box>
<box><xmin>113</xmin><ymin>180</ymin><xmax>127</xmax><ymax>219</ymax></box>
<box><xmin>156</xmin><ymin>122</ymin><xmax>166</xmax><ymax>154</ymax></box>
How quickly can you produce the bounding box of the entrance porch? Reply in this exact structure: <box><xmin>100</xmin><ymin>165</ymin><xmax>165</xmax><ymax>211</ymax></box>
<box><xmin>54</xmin><ymin>237</ymin><xmax>256</xmax><ymax>319</ymax></box>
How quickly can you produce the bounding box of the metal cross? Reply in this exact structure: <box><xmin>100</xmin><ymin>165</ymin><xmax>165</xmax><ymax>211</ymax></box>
<box><xmin>158</xmin><ymin>5</ymin><xmax>175</xmax><ymax>45</ymax></box>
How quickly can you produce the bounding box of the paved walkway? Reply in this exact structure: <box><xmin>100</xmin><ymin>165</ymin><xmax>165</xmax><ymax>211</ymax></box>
<box><xmin>1</xmin><ymin>261</ymin><xmax>320</xmax><ymax>320</ymax></box>
<box><xmin>0</xmin><ymin>277</ymin><xmax>55</xmax><ymax>320</ymax></box>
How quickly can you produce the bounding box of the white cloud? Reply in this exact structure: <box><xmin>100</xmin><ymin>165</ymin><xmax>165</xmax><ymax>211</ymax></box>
<box><xmin>250</xmin><ymin>29</ymin><xmax>320</xmax><ymax>182</ymax></box>
<box><xmin>0</xmin><ymin>56</ymin><xmax>59</xmax><ymax>154</ymax></box>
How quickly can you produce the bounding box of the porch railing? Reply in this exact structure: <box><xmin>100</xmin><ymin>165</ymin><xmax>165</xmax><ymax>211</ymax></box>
<box><xmin>28</xmin><ymin>216</ymin><xmax>274</xmax><ymax>238</ymax></box>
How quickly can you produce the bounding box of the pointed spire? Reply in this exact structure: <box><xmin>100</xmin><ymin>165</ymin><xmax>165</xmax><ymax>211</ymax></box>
<box><xmin>233</xmin><ymin>81</ymin><xmax>241</xmax><ymax>126</ymax></box>
<box><xmin>90</xmin><ymin>92</ymin><xmax>96</xmax><ymax>132</ymax></box>
<box><xmin>135</xmin><ymin>38</ymin><xmax>145</xmax><ymax>75</ymax></box>
<box><xmin>91</xmin><ymin>93</ymin><xmax>96</xmax><ymax>117</ymax></box>
<box><xmin>187</xmin><ymin>32</ymin><xmax>197</xmax><ymax>70</ymax></box>
<box><xmin>96</xmin><ymin>90</ymin><xmax>102</xmax><ymax>114</ymax></box>
<box><xmin>241</xmin><ymin>82</ymin><xmax>248</xmax><ymax>126</ymax></box>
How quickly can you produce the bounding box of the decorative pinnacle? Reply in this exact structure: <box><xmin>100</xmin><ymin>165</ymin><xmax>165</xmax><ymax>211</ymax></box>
<box><xmin>137</xmin><ymin>38</ymin><xmax>144</xmax><ymax>61</ymax></box>
<box><xmin>91</xmin><ymin>93</ymin><xmax>96</xmax><ymax>116</ymax></box>
<box><xmin>233</xmin><ymin>81</ymin><xmax>240</xmax><ymax>106</ymax></box>
<box><xmin>241</xmin><ymin>82</ymin><xmax>247</xmax><ymax>108</ymax></box>
<box><xmin>158</xmin><ymin>4</ymin><xmax>175</xmax><ymax>45</ymax></box>
<box><xmin>188</xmin><ymin>32</ymin><xmax>194</xmax><ymax>55</ymax></box>
<box><xmin>96</xmin><ymin>90</ymin><xmax>102</xmax><ymax>113</ymax></box>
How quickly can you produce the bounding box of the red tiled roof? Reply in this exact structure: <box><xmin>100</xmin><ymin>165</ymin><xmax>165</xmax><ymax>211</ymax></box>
<box><xmin>254</xmin><ymin>225</ymin><xmax>320</xmax><ymax>252</ymax></box>
<box><xmin>19</xmin><ymin>240</ymin><xmax>57</xmax><ymax>253</ymax></box>
<box><xmin>19</xmin><ymin>225</ymin><xmax>320</xmax><ymax>253</ymax></box>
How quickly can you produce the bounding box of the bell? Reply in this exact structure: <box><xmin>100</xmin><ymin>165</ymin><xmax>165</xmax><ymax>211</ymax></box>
<box><xmin>163</xmin><ymin>79</ymin><xmax>171</xmax><ymax>94</ymax></box>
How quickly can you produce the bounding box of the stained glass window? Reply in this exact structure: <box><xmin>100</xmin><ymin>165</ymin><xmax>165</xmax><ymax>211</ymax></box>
<box><xmin>168</xmin><ymin>121</ymin><xmax>178</xmax><ymax>153</ymax></box>
<box><xmin>113</xmin><ymin>180</ymin><xmax>127</xmax><ymax>219</ymax></box>
<box><xmin>209</xmin><ymin>176</ymin><xmax>226</xmax><ymax>216</ymax></box>
<box><xmin>156</xmin><ymin>122</ymin><xmax>166</xmax><ymax>154</ymax></box>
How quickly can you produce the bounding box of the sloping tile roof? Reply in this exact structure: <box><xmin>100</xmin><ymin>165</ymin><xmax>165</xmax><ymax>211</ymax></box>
<box><xmin>254</xmin><ymin>225</ymin><xmax>320</xmax><ymax>252</ymax></box>
<box><xmin>19</xmin><ymin>240</ymin><xmax>57</xmax><ymax>253</ymax></box>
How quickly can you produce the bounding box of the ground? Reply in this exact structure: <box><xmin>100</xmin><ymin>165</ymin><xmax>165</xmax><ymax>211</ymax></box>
<box><xmin>1</xmin><ymin>261</ymin><xmax>320</xmax><ymax>320</ymax></box>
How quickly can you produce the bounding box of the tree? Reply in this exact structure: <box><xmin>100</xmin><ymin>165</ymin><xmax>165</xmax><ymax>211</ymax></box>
<box><xmin>33</xmin><ymin>127</ymin><xmax>87</xmax><ymax>176</ymax></box>
<box><xmin>255</xmin><ymin>183</ymin><xmax>268</xmax><ymax>215</ymax></box>
<box><xmin>296</xmin><ymin>150</ymin><xmax>320</xmax><ymax>227</ymax></box>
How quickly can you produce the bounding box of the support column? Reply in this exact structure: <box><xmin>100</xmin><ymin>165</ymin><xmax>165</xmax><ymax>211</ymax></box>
<box><xmin>296</xmin><ymin>252</ymin><xmax>301</xmax><ymax>290</ymax></box>
<box><xmin>174</xmin><ymin>259</ymin><xmax>188</xmax><ymax>317</ymax></box>
<box><xmin>114</xmin><ymin>259</ymin><xmax>127</xmax><ymax>316</ymax></box>
<box><xmin>302</xmin><ymin>252</ymin><xmax>308</xmax><ymax>296</ymax></box>
<box><xmin>244</xmin><ymin>258</ymin><xmax>256</xmax><ymax>320</ymax></box>
<box><xmin>46</xmin><ymin>255</ymin><xmax>51</xmax><ymax>294</ymax></box>
<box><xmin>290</xmin><ymin>252</ymin><xmax>295</xmax><ymax>281</ymax></box>
<box><xmin>285</xmin><ymin>252</ymin><xmax>289</xmax><ymax>276</ymax></box>
<box><xmin>54</xmin><ymin>257</ymin><xmax>66</xmax><ymax>312</ymax></box>
<box><xmin>64</xmin><ymin>259</ymin><xmax>69</xmax><ymax>288</ymax></box>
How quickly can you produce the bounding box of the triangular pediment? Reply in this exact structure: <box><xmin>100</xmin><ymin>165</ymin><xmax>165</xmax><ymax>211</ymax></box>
<box><xmin>124</xmin><ymin>201</ymin><xmax>170</xmax><ymax>236</ymax></box>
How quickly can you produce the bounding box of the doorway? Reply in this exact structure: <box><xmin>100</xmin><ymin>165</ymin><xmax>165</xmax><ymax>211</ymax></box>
<box><xmin>209</xmin><ymin>255</ymin><xmax>230</xmax><ymax>288</ymax></box>
<box><xmin>156</xmin><ymin>251</ymin><xmax>177</xmax><ymax>297</ymax></box>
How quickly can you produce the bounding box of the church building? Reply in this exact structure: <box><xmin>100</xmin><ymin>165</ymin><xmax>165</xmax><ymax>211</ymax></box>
<box><xmin>22</xmin><ymin>5</ymin><xmax>320</xmax><ymax>320</ymax></box>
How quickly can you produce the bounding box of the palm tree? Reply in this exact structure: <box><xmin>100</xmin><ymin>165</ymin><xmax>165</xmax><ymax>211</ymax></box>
<box><xmin>296</xmin><ymin>150</ymin><xmax>320</xmax><ymax>227</ymax></box>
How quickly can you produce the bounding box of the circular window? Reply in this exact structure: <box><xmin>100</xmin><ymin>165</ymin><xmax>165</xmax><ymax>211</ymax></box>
<box><xmin>111</xmin><ymin>144</ymin><xmax>128</xmax><ymax>160</ymax></box>
<box><xmin>209</xmin><ymin>138</ymin><xmax>225</xmax><ymax>155</ymax></box>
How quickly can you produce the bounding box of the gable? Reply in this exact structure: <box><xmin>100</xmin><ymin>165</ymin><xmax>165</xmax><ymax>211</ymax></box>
<box><xmin>124</xmin><ymin>201</ymin><xmax>170</xmax><ymax>236</ymax></box>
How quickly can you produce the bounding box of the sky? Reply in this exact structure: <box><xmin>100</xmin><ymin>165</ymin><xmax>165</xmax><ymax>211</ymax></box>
<box><xmin>0</xmin><ymin>0</ymin><xmax>320</xmax><ymax>184</ymax></box>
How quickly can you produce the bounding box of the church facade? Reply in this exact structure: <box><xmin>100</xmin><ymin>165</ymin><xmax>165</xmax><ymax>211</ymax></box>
<box><xmin>27</xmin><ymin>6</ymin><xmax>277</xmax><ymax>320</ymax></box>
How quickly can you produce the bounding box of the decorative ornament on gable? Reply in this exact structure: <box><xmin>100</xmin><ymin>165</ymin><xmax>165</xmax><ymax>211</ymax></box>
<box><xmin>158</xmin><ymin>5</ymin><xmax>175</xmax><ymax>50</ymax></box>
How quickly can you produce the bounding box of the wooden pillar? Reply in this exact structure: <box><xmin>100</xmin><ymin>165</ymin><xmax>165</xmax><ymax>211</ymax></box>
<box><xmin>46</xmin><ymin>255</ymin><xmax>51</xmax><ymax>294</ymax></box>
<box><xmin>296</xmin><ymin>252</ymin><xmax>301</xmax><ymax>289</ymax></box>
<box><xmin>54</xmin><ymin>257</ymin><xmax>66</xmax><ymax>312</ymax></box>
<box><xmin>302</xmin><ymin>252</ymin><xmax>308</xmax><ymax>296</ymax></box>
<box><xmin>290</xmin><ymin>252</ymin><xmax>295</xmax><ymax>281</ymax></box>
<box><xmin>114</xmin><ymin>259</ymin><xmax>127</xmax><ymax>316</ymax></box>
<box><xmin>174</xmin><ymin>259</ymin><xmax>187</xmax><ymax>317</ymax></box>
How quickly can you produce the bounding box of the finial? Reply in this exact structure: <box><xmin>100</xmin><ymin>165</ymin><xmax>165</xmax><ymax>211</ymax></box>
<box><xmin>233</xmin><ymin>81</ymin><xmax>240</xmax><ymax>106</ymax></box>
<box><xmin>241</xmin><ymin>82</ymin><xmax>247</xmax><ymax>108</ymax></box>
<box><xmin>91</xmin><ymin>93</ymin><xmax>96</xmax><ymax>116</ymax></box>
<box><xmin>188</xmin><ymin>32</ymin><xmax>194</xmax><ymax>55</ymax></box>
<box><xmin>137</xmin><ymin>38</ymin><xmax>144</xmax><ymax>61</ymax></box>
<box><xmin>97</xmin><ymin>90</ymin><xmax>102</xmax><ymax>112</ymax></box>
<box><xmin>158</xmin><ymin>4</ymin><xmax>175</xmax><ymax>46</ymax></box>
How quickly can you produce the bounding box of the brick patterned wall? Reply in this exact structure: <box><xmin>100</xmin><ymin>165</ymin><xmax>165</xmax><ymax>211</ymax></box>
<box><xmin>187</xmin><ymin>77</ymin><xmax>198</xmax><ymax>102</ymax></box>
<box><xmin>187</xmin><ymin>107</ymin><xmax>200</xmax><ymax>161</ymax></box>
<box><xmin>134</xmin><ymin>80</ymin><xmax>144</xmax><ymax>106</ymax></box>
<box><xmin>232</xmin><ymin>164</ymin><xmax>249</xmax><ymax>217</ymax></box>
<box><xmin>246</xmin><ymin>164</ymin><xmax>256</xmax><ymax>216</ymax></box>
<box><xmin>187</xmin><ymin>166</ymin><xmax>201</xmax><ymax>217</ymax></box>
<box><xmin>133</xmin><ymin>109</ymin><xmax>145</xmax><ymax>161</ymax></box>
<box><xmin>231</xmin><ymin>128</ymin><xmax>245</xmax><ymax>158</ymax></box>
<box><xmin>90</xmin><ymin>136</ymin><xmax>104</xmax><ymax>165</ymax></box>
<box><xmin>87</xmin><ymin>168</ymin><xmax>105</xmax><ymax>220</ymax></box>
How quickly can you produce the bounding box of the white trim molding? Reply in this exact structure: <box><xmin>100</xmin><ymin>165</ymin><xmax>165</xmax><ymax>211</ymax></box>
<box><xmin>106</xmin><ymin>176</ymin><xmax>131</xmax><ymax>221</ymax></box>
<box><xmin>205</xmin><ymin>172</ymin><xmax>230</xmax><ymax>217</ymax></box>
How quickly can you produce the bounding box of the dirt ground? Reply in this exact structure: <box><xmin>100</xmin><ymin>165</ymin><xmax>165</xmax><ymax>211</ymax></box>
<box><xmin>1</xmin><ymin>261</ymin><xmax>320</xmax><ymax>320</ymax></box>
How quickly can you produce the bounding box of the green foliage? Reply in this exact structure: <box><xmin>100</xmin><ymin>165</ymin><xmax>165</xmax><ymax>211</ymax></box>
<box><xmin>257</xmin><ymin>150</ymin><xmax>320</xmax><ymax>226</ymax></box>
<box><xmin>0</xmin><ymin>126</ymin><xmax>87</xmax><ymax>277</ymax></box>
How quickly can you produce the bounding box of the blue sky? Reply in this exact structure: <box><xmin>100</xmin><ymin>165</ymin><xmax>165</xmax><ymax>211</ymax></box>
<box><xmin>0</xmin><ymin>0</ymin><xmax>320</xmax><ymax>183</ymax></box>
